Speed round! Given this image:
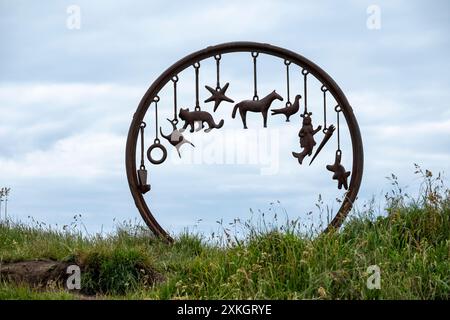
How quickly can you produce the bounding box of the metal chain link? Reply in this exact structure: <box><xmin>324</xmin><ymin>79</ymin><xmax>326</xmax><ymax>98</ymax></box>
<box><xmin>139</xmin><ymin>122</ymin><xmax>146</xmax><ymax>169</ymax></box>
<box><xmin>321</xmin><ymin>85</ymin><xmax>328</xmax><ymax>133</ymax></box>
<box><xmin>154</xmin><ymin>96</ymin><xmax>160</xmax><ymax>142</ymax></box>
<box><xmin>284</xmin><ymin>59</ymin><xmax>291</xmax><ymax>106</ymax></box>
<box><xmin>215</xmin><ymin>54</ymin><xmax>221</xmax><ymax>90</ymax></box>
<box><xmin>302</xmin><ymin>68</ymin><xmax>309</xmax><ymax>114</ymax></box>
<box><xmin>335</xmin><ymin>105</ymin><xmax>342</xmax><ymax>151</ymax></box>
<box><xmin>171</xmin><ymin>75</ymin><xmax>179</xmax><ymax>124</ymax></box>
<box><xmin>252</xmin><ymin>52</ymin><xmax>259</xmax><ymax>100</ymax></box>
<box><xmin>194</xmin><ymin>62</ymin><xmax>201</xmax><ymax>110</ymax></box>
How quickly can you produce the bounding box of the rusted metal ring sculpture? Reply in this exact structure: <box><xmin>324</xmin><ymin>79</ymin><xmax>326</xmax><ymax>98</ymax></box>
<box><xmin>146</xmin><ymin>140</ymin><xmax>167</xmax><ymax>165</ymax></box>
<box><xmin>126</xmin><ymin>42</ymin><xmax>364</xmax><ymax>242</ymax></box>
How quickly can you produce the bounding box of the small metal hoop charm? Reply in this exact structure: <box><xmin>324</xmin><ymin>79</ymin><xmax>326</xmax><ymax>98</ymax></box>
<box><xmin>301</xmin><ymin>68</ymin><xmax>309</xmax><ymax>76</ymax></box>
<box><xmin>251</xmin><ymin>51</ymin><xmax>259</xmax><ymax>58</ymax></box>
<box><xmin>171</xmin><ymin>118</ymin><xmax>179</xmax><ymax>125</ymax></box>
<box><xmin>336</xmin><ymin>149</ymin><xmax>342</xmax><ymax>157</ymax></box>
<box><xmin>140</xmin><ymin>122</ymin><xmax>146</xmax><ymax>129</ymax></box>
<box><xmin>147</xmin><ymin>139</ymin><xmax>167</xmax><ymax>165</ymax></box>
<box><xmin>214</xmin><ymin>54</ymin><xmax>221</xmax><ymax>61</ymax></box>
<box><xmin>285</xmin><ymin>102</ymin><xmax>292</xmax><ymax>107</ymax></box>
<box><xmin>153</xmin><ymin>96</ymin><xmax>160</xmax><ymax>103</ymax></box>
<box><xmin>193</xmin><ymin>62</ymin><xmax>200</xmax><ymax>69</ymax></box>
<box><xmin>171</xmin><ymin>75</ymin><xmax>179</xmax><ymax>83</ymax></box>
<box><xmin>335</xmin><ymin>105</ymin><xmax>342</xmax><ymax>113</ymax></box>
<box><xmin>284</xmin><ymin>59</ymin><xmax>291</xmax><ymax>66</ymax></box>
<box><xmin>252</xmin><ymin>95</ymin><xmax>259</xmax><ymax>101</ymax></box>
<box><xmin>321</xmin><ymin>85</ymin><xmax>328</xmax><ymax>92</ymax></box>
<box><xmin>195</xmin><ymin>106</ymin><xmax>201</xmax><ymax>111</ymax></box>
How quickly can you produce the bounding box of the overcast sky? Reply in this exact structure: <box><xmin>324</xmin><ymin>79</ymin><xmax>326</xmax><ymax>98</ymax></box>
<box><xmin>0</xmin><ymin>0</ymin><xmax>449</xmax><ymax>236</ymax></box>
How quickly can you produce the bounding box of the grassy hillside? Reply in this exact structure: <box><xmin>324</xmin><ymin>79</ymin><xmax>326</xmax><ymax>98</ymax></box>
<box><xmin>0</xmin><ymin>169</ymin><xmax>449</xmax><ymax>299</ymax></box>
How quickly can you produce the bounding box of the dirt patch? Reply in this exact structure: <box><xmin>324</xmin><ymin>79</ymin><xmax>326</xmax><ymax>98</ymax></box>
<box><xmin>0</xmin><ymin>259</ymin><xmax>165</xmax><ymax>294</ymax></box>
<box><xmin>0</xmin><ymin>260</ymin><xmax>72</xmax><ymax>288</ymax></box>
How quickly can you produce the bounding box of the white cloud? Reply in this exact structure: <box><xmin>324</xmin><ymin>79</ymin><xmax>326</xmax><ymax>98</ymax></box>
<box><xmin>0</xmin><ymin>132</ymin><xmax>124</xmax><ymax>180</ymax></box>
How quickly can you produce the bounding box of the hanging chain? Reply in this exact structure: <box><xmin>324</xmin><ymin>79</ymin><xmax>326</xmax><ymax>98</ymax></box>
<box><xmin>321</xmin><ymin>85</ymin><xmax>328</xmax><ymax>132</ymax></box>
<box><xmin>139</xmin><ymin>122</ymin><xmax>146</xmax><ymax>169</ymax></box>
<box><xmin>302</xmin><ymin>68</ymin><xmax>309</xmax><ymax>114</ymax></box>
<box><xmin>215</xmin><ymin>54</ymin><xmax>221</xmax><ymax>90</ymax></box>
<box><xmin>172</xmin><ymin>75</ymin><xmax>179</xmax><ymax>124</ymax></box>
<box><xmin>154</xmin><ymin>96</ymin><xmax>160</xmax><ymax>142</ymax></box>
<box><xmin>194</xmin><ymin>62</ymin><xmax>201</xmax><ymax>110</ymax></box>
<box><xmin>284</xmin><ymin>59</ymin><xmax>291</xmax><ymax>106</ymax></box>
<box><xmin>335</xmin><ymin>105</ymin><xmax>342</xmax><ymax>151</ymax></box>
<box><xmin>252</xmin><ymin>52</ymin><xmax>259</xmax><ymax>100</ymax></box>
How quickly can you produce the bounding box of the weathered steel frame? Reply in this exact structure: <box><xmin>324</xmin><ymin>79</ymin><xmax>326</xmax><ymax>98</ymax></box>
<box><xmin>125</xmin><ymin>42</ymin><xmax>364</xmax><ymax>242</ymax></box>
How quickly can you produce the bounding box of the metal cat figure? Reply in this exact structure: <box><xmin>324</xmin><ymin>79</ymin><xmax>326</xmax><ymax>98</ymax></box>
<box><xmin>179</xmin><ymin>108</ymin><xmax>224</xmax><ymax>133</ymax></box>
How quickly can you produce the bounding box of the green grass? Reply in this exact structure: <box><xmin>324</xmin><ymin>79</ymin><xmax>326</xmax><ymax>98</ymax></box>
<box><xmin>0</xmin><ymin>282</ymin><xmax>77</xmax><ymax>300</ymax></box>
<box><xmin>0</xmin><ymin>168</ymin><xmax>449</xmax><ymax>299</ymax></box>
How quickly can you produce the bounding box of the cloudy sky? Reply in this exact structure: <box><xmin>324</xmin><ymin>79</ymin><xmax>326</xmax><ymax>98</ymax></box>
<box><xmin>0</xmin><ymin>0</ymin><xmax>449</xmax><ymax>236</ymax></box>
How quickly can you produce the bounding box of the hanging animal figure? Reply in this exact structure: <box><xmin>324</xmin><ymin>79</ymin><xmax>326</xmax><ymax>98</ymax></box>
<box><xmin>271</xmin><ymin>94</ymin><xmax>301</xmax><ymax>122</ymax></box>
<box><xmin>326</xmin><ymin>151</ymin><xmax>351</xmax><ymax>190</ymax></box>
<box><xmin>232</xmin><ymin>90</ymin><xmax>283</xmax><ymax>129</ymax></box>
<box><xmin>292</xmin><ymin>113</ymin><xmax>322</xmax><ymax>164</ymax></box>
<box><xmin>160</xmin><ymin>119</ymin><xmax>194</xmax><ymax>157</ymax></box>
<box><xmin>179</xmin><ymin>108</ymin><xmax>224</xmax><ymax>133</ymax></box>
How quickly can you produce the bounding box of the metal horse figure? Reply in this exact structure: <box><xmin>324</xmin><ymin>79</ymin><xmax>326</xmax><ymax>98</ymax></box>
<box><xmin>232</xmin><ymin>90</ymin><xmax>283</xmax><ymax>129</ymax></box>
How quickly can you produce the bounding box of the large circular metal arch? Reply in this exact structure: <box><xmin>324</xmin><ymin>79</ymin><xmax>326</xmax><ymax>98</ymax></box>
<box><xmin>126</xmin><ymin>42</ymin><xmax>364</xmax><ymax>242</ymax></box>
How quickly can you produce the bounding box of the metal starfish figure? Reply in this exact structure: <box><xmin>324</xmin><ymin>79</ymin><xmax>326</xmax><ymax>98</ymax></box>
<box><xmin>204</xmin><ymin>83</ymin><xmax>234</xmax><ymax>112</ymax></box>
<box><xmin>326</xmin><ymin>151</ymin><xmax>351</xmax><ymax>190</ymax></box>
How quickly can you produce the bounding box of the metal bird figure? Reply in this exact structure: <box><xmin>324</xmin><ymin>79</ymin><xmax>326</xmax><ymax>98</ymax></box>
<box><xmin>309</xmin><ymin>124</ymin><xmax>335</xmax><ymax>165</ymax></box>
<box><xmin>271</xmin><ymin>94</ymin><xmax>301</xmax><ymax>122</ymax></box>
